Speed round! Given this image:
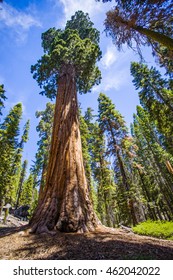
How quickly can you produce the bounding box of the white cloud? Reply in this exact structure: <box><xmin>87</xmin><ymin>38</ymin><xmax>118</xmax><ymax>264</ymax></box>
<box><xmin>0</xmin><ymin>2</ymin><xmax>41</xmax><ymax>42</ymax></box>
<box><xmin>51</xmin><ymin>0</ymin><xmax>115</xmax><ymax>32</ymax></box>
<box><xmin>0</xmin><ymin>2</ymin><xmax>41</xmax><ymax>29</ymax></box>
<box><xmin>101</xmin><ymin>46</ymin><xmax>118</xmax><ymax>69</ymax></box>
<box><xmin>93</xmin><ymin>71</ymin><xmax>123</xmax><ymax>93</ymax></box>
<box><xmin>57</xmin><ymin>0</ymin><xmax>103</xmax><ymax>24</ymax></box>
<box><xmin>93</xmin><ymin>45</ymin><xmax>133</xmax><ymax>93</ymax></box>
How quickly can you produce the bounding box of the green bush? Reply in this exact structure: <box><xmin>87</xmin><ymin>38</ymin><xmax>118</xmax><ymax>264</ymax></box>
<box><xmin>132</xmin><ymin>220</ymin><xmax>173</xmax><ymax>240</ymax></box>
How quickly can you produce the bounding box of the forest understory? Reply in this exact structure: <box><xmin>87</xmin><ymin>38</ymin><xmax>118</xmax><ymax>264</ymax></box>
<box><xmin>0</xmin><ymin>217</ymin><xmax>173</xmax><ymax>260</ymax></box>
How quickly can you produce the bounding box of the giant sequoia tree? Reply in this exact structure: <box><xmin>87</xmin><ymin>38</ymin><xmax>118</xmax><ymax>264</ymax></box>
<box><xmin>30</xmin><ymin>11</ymin><xmax>102</xmax><ymax>233</ymax></box>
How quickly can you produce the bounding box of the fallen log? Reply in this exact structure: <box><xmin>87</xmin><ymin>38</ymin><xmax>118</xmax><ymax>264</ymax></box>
<box><xmin>120</xmin><ymin>224</ymin><xmax>134</xmax><ymax>233</ymax></box>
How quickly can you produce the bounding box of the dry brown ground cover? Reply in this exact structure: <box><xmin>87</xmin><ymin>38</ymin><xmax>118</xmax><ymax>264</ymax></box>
<box><xmin>0</xmin><ymin>222</ymin><xmax>173</xmax><ymax>260</ymax></box>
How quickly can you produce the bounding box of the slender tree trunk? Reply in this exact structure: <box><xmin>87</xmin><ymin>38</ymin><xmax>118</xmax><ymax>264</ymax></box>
<box><xmin>0</xmin><ymin>200</ymin><xmax>3</xmax><ymax>216</ymax></box>
<box><xmin>113</xmin><ymin>15</ymin><xmax>173</xmax><ymax>49</ymax></box>
<box><xmin>98</xmin><ymin>155</ymin><xmax>112</xmax><ymax>227</ymax></box>
<box><xmin>135</xmin><ymin>26</ymin><xmax>173</xmax><ymax>50</ymax></box>
<box><xmin>103</xmin><ymin>191</ymin><xmax>112</xmax><ymax>227</ymax></box>
<box><xmin>30</xmin><ymin>64</ymin><xmax>99</xmax><ymax>233</ymax></box>
<box><xmin>146</xmin><ymin>83</ymin><xmax>173</xmax><ymax>113</ymax></box>
<box><xmin>137</xmin><ymin>169</ymin><xmax>157</xmax><ymax>220</ymax></box>
<box><xmin>107</xmin><ymin>121</ymin><xmax>137</xmax><ymax>226</ymax></box>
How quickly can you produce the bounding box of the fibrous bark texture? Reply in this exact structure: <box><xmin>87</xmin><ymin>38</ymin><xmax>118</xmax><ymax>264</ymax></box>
<box><xmin>31</xmin><ymin>64</ymin><xmax>99</xmax><ymax>233</ymax></box>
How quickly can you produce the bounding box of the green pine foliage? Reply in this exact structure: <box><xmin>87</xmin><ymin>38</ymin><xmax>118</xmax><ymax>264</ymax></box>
<box><xmin>31</xmin><ymin>102</ymin><xmax>54</xmax><ymax>192</ymax></box>
<box><xmin>12</xmin><ymin>120</ymin><xmax>30</xmax><ymax>205</ymax></box>
<box><xmin>18</xmin><ymin>171</ymin><xmax>38</xmax><ymax>217</ymax></box>
<box><xmin>131</xmin><ymin>62</ymin><xmax>173</xmax><ymax>155</ymax></box>
<box><xmin>28</xmin><ymin>187</ymin><xmax>38</xmax><ymax>218</ymax></box>
<box><xmin>15</xmin><ymin>160</ymin><xmax>28</xmax><ymax>209</ymax></box>
<box><xmin>0</xmin><ymin>84</ymin><xmax>7</xmax><ymax>116</ymax></box>
<box><xmin>98</xmin><ymin>93</ymin><xmax>144</xmax><ymax>226</ymax></box>
<box><xmin>0</xmin><ymin>102</ymin><xmax>30</xmax><ymax>211</ymax></box>
<box><xmin>132</xmin><ymin>106</ymin><xmax>173</xmax><ymax>220</ymax></box>
<box><xmin>31</xmin><ymin>11</ymin><xmax>102</xmax><ymax>99</ymax></box>
<box><xmin>81</xmin><ymin>107</ymin><xmax>116</xmax><ymax>226</ymax></box>
<box><xmin>91</xmin><ymin>123</ymin><xmax>115</xmax><ymax>226</ymax></box>
<box><xmin>0</xmin><ymin>103</ymin><xmax>23</xmax><ymax>207</ymax></box>
<box><xmin>19</xmin><ymin>174</ymin><xmax>34</xmax><ymax>206</ymax></box>
<box><xmin>79</xmin><ymin>111</ymin><xmax>94</xmax><ymax>194</ymax></box>
<box><xmin>130</xmin><ymin>63</ymin><xmax>173</xmax><ymax>221</ymax></box>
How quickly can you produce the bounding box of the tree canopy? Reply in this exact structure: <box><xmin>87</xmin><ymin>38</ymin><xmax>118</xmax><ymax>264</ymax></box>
<box><xmin>99</xmin><ymin>0</ymin><xmax>173</xmax><ymax>65</ymax></box>
<box><xmin>31</xmin><ymin>11</ymin><xmax>102</xmax><ymax>99</ymax></box>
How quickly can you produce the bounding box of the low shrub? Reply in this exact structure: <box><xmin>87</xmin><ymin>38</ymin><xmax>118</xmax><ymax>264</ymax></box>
<box><xmin>132</xmin><ymin>220</ymin><xmax>173</xmax><ymax>240</ymax></box>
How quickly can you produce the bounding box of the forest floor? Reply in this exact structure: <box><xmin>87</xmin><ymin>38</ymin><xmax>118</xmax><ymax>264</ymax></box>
<box><xmin>0</xmin><ymin>215</ymin><xmax>173</xmax><ymax>260</ymax></box>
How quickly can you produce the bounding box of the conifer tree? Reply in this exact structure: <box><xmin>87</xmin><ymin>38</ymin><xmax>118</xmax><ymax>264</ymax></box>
<box><xmin>98</xmin><ymin>93</ymin><xmax>141</xmax><ymax>225</ymax></box>
<box><xmin>82</xmin><ymin>108</ymin><xmax>116</xmax><ymax>224</ymax></box>
<box><xmin>0</xmin><ymin>103</ymin><xmax>22</xmax><ymax>211</ymax></box>
<box><xmin>15</xmin><ymin>160</ymin><xmax>28</xmax><ymax>209</ymax></box>
<box><xmin>30</xmin><ymin>11</ymin><xmax>102</xmax><ymax>233</ymax></box>
<box><xmin>131</xmin><ymin>62</ymin><xmax>173</xmax><ymax>155</ymax></box>
<box><xmin>153</xmin><ymin>45</ymin><xmax>173</xmax><ymax>77</ymax></box>
<box><xmin>83</xmin><ymin>108</ymin><xmax>100</xmax><ymax>212</ymax></box>
<box><xmin>79</xmin><ymin>111</ymin><xmax>93</xmax><ymax>193</ymax></box>
<box><xmin>132</xmin><ymin>106</ymin><xmax>173</xmax><ymax>220</ymax></box>
<box><xmin>12</xmin><ymin>120</ymin><xmax>30</xmax><ymax>203</ymax></box>
<box><xmin>29</xmin><ymin>187</ymin><xmax>38</xmax><ymax>218</ymax></box>
<box><xmin>90</xmin><ymin>122</ymin><xmax>115</xmax><ymax>227</ymax></box>
<box><xmin>31</xmin><ymin>103</ymin><xmax>54</xmax><ymax>199</ymax></box>
<box><xmin>102</xmin><ymin>1</ymin><xmax>173</xmax><ymax>58</ymax></box>
<box><xmin>19</xmin><ymin>174</ymin><xmax>34</xmax><ymax>206</ymax></box>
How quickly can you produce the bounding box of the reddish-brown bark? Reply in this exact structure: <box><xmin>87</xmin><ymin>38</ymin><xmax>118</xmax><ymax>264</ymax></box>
<box><xmin>30</xmin><ymin>64</ymin><xmax>99</xmax><ymax>233</ymax></box>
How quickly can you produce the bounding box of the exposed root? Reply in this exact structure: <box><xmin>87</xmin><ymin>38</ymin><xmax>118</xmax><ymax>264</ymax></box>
<box><xmin>29</xmin><ymin>224</ymin><xmax>56</xmax><ymax>235</ymax></box>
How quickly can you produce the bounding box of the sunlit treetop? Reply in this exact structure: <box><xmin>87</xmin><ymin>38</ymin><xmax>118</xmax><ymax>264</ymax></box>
<box><xmin>31</xmin><ymin>11</ymin><xmax>102</xmax><ymax>99</ymax></box>
<box><xmin>65</xmin><ymin>11</ymin><xmax>100</xmax><ymax>44</ymax></box>
<box><xmin>98</xmin><ymin>93</ymin><xmax>128</xmax><ymax>142</ymax></box>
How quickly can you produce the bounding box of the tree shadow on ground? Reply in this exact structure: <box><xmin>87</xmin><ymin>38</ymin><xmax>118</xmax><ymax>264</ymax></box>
<box><xmin>13</xmin><ymin>230</ymin><xmax>173</xmax><ymax>260</ymax></box>
<box><xmin>0</xmin><ymin>225</ymin><xmax>29</xmax><ymax>238</ymax></box>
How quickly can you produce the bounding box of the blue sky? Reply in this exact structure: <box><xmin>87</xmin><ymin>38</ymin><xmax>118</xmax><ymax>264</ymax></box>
<box><xmin>0</xmin><ymin>0</ymin><xmax>155</xmax><ymax>169</ymax></box>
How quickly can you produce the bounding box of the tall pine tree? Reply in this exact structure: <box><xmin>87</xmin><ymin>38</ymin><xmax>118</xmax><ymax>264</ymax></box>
<box><xmin>0</xmin><ymin>103</ymin><xmax>22</xmax><ymax>212</ymax></box>
<box><xmin>98</xmin><ymin>93</ymin><xmax>142</xmax><ymax>225</ymax></box>
<box><xmin>31</xmin><ymin>103</ymin><xmax>54</xmax><ymax>199</ymax></box>
<box><xmin>131</xmin><ymin>62</ymin><xmax>173</xmax><ymax>155</ymax></box>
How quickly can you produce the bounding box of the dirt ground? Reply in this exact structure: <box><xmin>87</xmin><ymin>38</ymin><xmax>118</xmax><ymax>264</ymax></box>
<box><xmin>0</xmin><ymin>220</ymin><xmax>173</xmax><ymax>260</ymax></box>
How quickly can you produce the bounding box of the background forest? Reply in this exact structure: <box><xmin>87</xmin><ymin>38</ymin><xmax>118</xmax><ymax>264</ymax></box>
<box><xmin>0</xmin><ymin>0</ymin><xmax>173</xmax><ymax>237</ymax></box>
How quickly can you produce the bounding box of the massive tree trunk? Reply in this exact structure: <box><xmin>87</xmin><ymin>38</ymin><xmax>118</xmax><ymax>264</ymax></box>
<box><xmin>30</xmin><ymin>64</ymin><xmax>99</xmax><ymax>234</ymax></box>
<box><xmin>38</xmin><ymin>158</ymin><xmax>47</xmax><ymax>202</ymax></box>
